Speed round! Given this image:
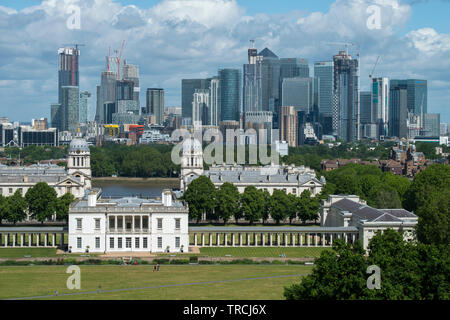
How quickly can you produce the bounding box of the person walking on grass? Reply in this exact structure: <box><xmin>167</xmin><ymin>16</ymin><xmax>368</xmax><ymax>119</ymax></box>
<box><xmin>157</xmin><ymin>263</ymin><xmax>160</xmax><ymax>271</ymax></box>
<box><xmin>153</xmin><ymin>264</ymin><xmax>156</xmax><ymax>272</ymax></box>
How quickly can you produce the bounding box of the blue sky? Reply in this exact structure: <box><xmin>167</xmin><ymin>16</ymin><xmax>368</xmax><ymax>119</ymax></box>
<box><xmin>0</xmin><ymin>0</ymin><xmax>449</xmax><ymax>123</ymax></box>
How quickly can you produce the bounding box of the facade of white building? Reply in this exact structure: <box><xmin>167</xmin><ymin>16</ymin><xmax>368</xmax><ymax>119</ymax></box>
<box><xmin>68</xmin><ymin>190</ymin><xmax>189</xmax><ymax>253</ymax></box>
<box><xmin>320</xmin><ymin>195</ymin><xmax>417</xmax><ymax>250</ymax></box>
<box><xmin>0</xmin><ymin>138</ymin><xmax>91</xmax><ymax>199</ymax></box>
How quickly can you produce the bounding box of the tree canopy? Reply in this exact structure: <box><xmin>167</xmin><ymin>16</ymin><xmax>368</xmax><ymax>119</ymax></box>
<box><xmin>25</xmin><ymin>182</ymin><xmax>57</xmax><ymax>223</ymax></box>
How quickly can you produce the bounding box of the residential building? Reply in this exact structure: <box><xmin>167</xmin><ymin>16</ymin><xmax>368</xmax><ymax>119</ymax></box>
<box><xmin>280</xmin><ymin>106</ymin><xmax>298</xmax><ymax>147</ymax></box>
<box><xmin>146</xmin><ymin>88</ymin><xmax>165</xmax><ymax>125</ymax></box>
<box><xmin>58</xmin><ymin>47</ymin><xmax>80</xmax><ymax>104</ymax></box>
<box><xmin>371</xmin><ymin>77</ymin><xmax>389</xmax><ymax>138</ymax></box>
<box><xmin>79</xmin><ymin>91</ymin><xmax>91</xmax><ymax>124</ymax></box>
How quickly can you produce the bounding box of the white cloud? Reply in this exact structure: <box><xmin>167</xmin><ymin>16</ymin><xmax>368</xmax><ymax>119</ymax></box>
<box><xmin>0</xmin><ymin>0</ymin><xmax>449</xmax><ymax>122</ymax></box>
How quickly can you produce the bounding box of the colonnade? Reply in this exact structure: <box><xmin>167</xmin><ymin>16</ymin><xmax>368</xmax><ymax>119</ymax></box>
<box><xmin>0</xmin><ymin>232</ymin><xmax>65</xmax><ymax>247</ymax></box>
<box><xmin>190</xmin><ymin>231</ymin><xmax>358</xmax><ymax>247</ymax></box>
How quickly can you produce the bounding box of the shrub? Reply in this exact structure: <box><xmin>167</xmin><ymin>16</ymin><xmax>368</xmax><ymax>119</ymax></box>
<box><xmin>153</xmin><ymin>258</ymin><xmax>169</xmax><ymax>264</ymax></box>
<box><xmin>271</xmin><ymin>260</ymin><xmax>285</xmax><ymax>265</ymax></box>
<box><xmin>199</xmin><ymin>260</ymin><xmax>214</xmax><ymax>264</ymax></box>
<box><xmin>169</xmin><ymin>259</ymin><xmax>189</xmax><ymax>265</ymax></box>
<box><xmin>189</xmin><ymin>256</ymin><xmax>199</xmax><ymax>263</ymax></box>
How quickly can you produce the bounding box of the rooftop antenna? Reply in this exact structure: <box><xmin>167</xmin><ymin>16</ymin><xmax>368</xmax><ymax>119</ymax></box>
<box><xmin>250</xmin><ymin>39</ymin><xmax>255</xmax><ymax>48</ymax></box>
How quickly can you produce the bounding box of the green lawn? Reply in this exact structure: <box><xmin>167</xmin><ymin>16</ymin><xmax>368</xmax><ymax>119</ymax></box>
<box><xmin>0</xmin><ymin>265</ymin><xmax>312</xmax><ymax>300</ymax></box>
<box><xmin>200</xmin><ymin>247</ymin><xmax>328</xmax><ymax>258</ymax></box>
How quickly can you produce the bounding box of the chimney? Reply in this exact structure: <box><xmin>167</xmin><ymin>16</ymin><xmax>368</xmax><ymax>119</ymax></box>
<box><xmin>162</xmin><ymin>189</ymin><xmax>172</xmax><ymax>207</ymax></box>
<box><xmin>88</xmin><ymin>191</ymin><xmax>97</xmax><ymax>207</ymax></box>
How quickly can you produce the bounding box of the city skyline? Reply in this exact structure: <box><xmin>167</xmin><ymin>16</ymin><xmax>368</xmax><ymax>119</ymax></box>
<box><xmin>0</xmin><ymin>0</ymin><xmax>449</xmax><ymax>123</ymax></box>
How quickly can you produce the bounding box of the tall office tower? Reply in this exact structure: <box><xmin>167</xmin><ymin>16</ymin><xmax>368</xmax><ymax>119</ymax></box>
<box><xmin>79</xmin><ymin>91</ymin><xmax>91</xmax><ymax>124</ymax></box>
<box><xmin>360</xmin><ymin>91</ymin><xmax>372</xmax><ymax>123</ymax></box>
<box><xmin>281</xmin><ymin>77</ymin><xmax>314</xmax><ymax>112</ymax></box>
<box><xmin>389</xmin><ymin>87</ymin><xmax>408</xmax><ymax>138</ymax></box>
<box><xmin>58</xmin><ymin>47</ymin><xmax>80</xmax><ymax>104</ymax></box>
<box><xmin>95</xmin><ymin>70</ymin><xmax>117</xmax><ymax>123</ymax></box>
<box><xmin>61</xmin><ymin>86</ymin><xmax>79</xmax><ymax>133</ymax></box>
<box><xmin>244</xmin><ymin>111</ymin><xmax>273</xmax><ymax>144</ymax></box>
<box><xmin>314</xmin><ymin>61</ymin><xmax>334</xmax><ymax>116</ymax></box>
<box><xmin>280</xmin><ymin>106</ymin><xmax>298</xmax><ymax>147</ymax></box>
<box><xmin>333</xmin><ymin>50</ymin><xmax>360</xmax><ymax>142</ymax></box>
<box><xmin>114</xmin><ymin>80</ymin><xmax>139</xmax><ymax>125</ymax></box>
<box><xmin>209</xmin><ymin>77</ymin><xmax>220</xmax><ymax>126</ymax></box>
<box><xmin>146</xmin><ymin>88</ymin><xmax>165</xmax><ymax>125</ymax></box>
<box><xmin>219</xmin><ymin>69</ymin><xmax>241</xmax><ymax>122</ymax></box>
<box><xmin>103</xmin><ymin>102</ymin><xmax>116</xmax><ymax>124</ymax></box>
<box><xmin>192</xmin><ymin>89</ymin><xmax>210</xmax><ymax>127</ymax></box>
<box><xmin>51</xmin><ymin>103</ymin><xmax>62</xmax><ymax>131</ymax></box>
<box><xmin>390</xmin><ymin>80</ymin><xmax>427</xmax><ymax>116</ymax></box>
<box><xmin>260</xmin><ymin>48</ymin><xmax>280</xmax><ymax>113</ymax></box>
<box><xmin>0</xmin><ymin>123</ymin><xmax>14</xmax><ymax>147</ymax></box>
<box><xmin>122</xmin><ymin>61</ymin><xmax>140</xmax><ymax>109</ymax></box>
<box><xmin>424</xmin><ymin>114</ymin><xmax>440</xmax><ymax>137</ymax></box>
<box><xmin>181</xmin><ymin>79</ymin><xmax>209</xmax><ymax>120</ymax></box>
<box><xmin>371</xmin><ymin>77</ymin><xmax>389</xmax><ymax>138</ymax></box>
<box><xmin>243</xmin><ymin>44</ymin><xmax>263</xmax><ymax>114</ymax></box>
<box><xmin>440</xmin><ymin>123</ymin><xmax>448</xmax><ymax>136</ymax></box>
<box><xmin>280</xmin><ymin>58</ymin><xmax>309</xmax><ymax>79</ymax></box>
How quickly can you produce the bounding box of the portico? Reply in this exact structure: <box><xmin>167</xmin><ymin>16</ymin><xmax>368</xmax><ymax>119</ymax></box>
<box><xmin>0</xmin><ymin>226</ymin><xmax>66</xmax><ymax>248</ymax></box>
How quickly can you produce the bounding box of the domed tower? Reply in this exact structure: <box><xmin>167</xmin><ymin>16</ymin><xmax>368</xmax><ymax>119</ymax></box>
<box><xmin>180</xmin><ymin>136</ymin><xmax>204</xmax><ymax>191</ymax></box>
<box><xmin>67</xmin><ymin>138</ymin><xmax>92</xmax><ymax>189</ymax></box>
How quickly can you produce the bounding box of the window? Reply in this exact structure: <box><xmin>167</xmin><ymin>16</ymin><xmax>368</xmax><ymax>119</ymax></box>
<box><xmin>76</xmin><ymin>218</ymin><xmax>82</xmax><ymax>230</ymax></box>
<box><xmin>95</xmin><ymin>237</ymin><xmax>100</xmax><ymax>249</ymax></box>
<box><xmin>292</xmin><ymin>188</ymin><xmax>296</xmax><ymax>194</ymax></box>
<box><xmin>117</xmin><ymin>218</ymin><xmax>123</xmax><ymax>229</ymax></box>
<box><xmin>135</xmin><ymin>238</ymin><xmax>140</xmax><ymax>248</ymax></box>
<box><xmin>142</xmin><ymin>216</ymin><xmax>149</xmax><ymax>230</ymax></box>
<box><xmin>109</xmin><ymin>217</ymin><xmax>115</xmax><ymax>230</ymax></box>
<box><xmin>175</xmin><ymin>218</ymin><xmax>181</xmax><ymax>230</ymax></box>
<box><xmin>95</xmin><ymin>219</ymin><xmax>100</xmax><ymax>230</ymax></box>
<box><xmin>77</xmin><ymin>237</ymin><xmax>82</xmax><ymax>249</ymax></box>
<box><xmin>109</xmin><ymin>237</ymin><xmax>114</xmax><ymax>249</ymax></box>
<box><xmin>118</xmin><ymin>238</ymin><xmax>123</xmax><ymax>249</ymax></box>
<box><xmin>175</xmin><ymin>237</ymin><xmax>180</xmax><ymax>248</ymax></box>
<box><xmin>157</xmin><ymin>237</ymin><xmax>162</xmax><ymax>248</ymax></box>
<box><xmin>0</xmin><ymin>188</ymin><xmax>2</xmax><ymax>195</ymax></box>
<box><xmin>9</xmin><ymin>188</ymin><xmax>13</xmax><ymax>194</ymax></box>
<box><xmin>143</xmin><ymin>237</ymin><xmax>148</xmax><ymax>249</ymax></box>
<box><xmin>126</xmin><ymin>237</ymin><xmax>132</xmax><ymax>249</ymax></box>
<box><xmin>157</xmin><ymin>218</ymin><xmax>163</xmax><ymax>230</ymax></box>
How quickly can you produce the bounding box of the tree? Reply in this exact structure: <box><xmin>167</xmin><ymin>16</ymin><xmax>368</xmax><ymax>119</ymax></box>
<box><xmin>374</xmin><ymin>187</ymin><xmax>402</xmax><ymax>209</ymax></box>
<box><xmin>183</xmin><ymin>176</ymin><xmax>216</xmax><ymax>223</ymax></box>
<box><xmin>55</xmin><ymin>193</ymin><xmax>75</xmax><ymax>221</ymax></box>
<box><xmin>270</xmin><ymin>190</ymin><xmax>289</xmax><ymax>224</ymax></box>
<box><xmin>215</xmin><ymin>182</ymin><xmax>240</xmax><ymax>225</ymax></box>
<box><xmin>0</xmin><ymin>195</ymin><xmax>10</xmax><ymax>225</ymax></box>
<box><xmin>25</xmin><ymin>182</ymin><xmax>57</xmax><ymax>223</ymax></box>
<box><xmin>297</xmin><ymin>190</ymin><xmax>319</xmax><ymax>224</ymax></box>
<box><xmin>287</xmin><ymin>194</ymin><xmax>299</xmax><ymax>224</ymax></box>
<box><xmin>240</xmin><ymin>186</ymin><xmax>264</xmax><ymax>225</ymax></box>
<box><xmin>415</xmin><ymin>189</ymin><xmax>450</xmax><ymax>245</ymax></box>
<box><xmin>284</xmin><ymin>240</ymin><xmax>368</xmax><ymax>300</ymax></box>
<box><xmin>260</xmin><ymin>190</ymin><xmax>271</xmax><ymax>224</ymax></box>
<box><xmin>7</xmin><ymin>190</ymin><xmax>27</xmax><ymax>224</ymax></box>
<box><xmin>403</xmin><ymin>164</ymin><xmax>450</xmax><ymax>212</ymax></box>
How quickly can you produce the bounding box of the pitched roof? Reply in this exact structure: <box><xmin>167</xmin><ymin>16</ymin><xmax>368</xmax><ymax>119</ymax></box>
<box><xmin>259</xmin><ymin>48</ymin><xmax>278</xmax><ymax>59</ymax></box>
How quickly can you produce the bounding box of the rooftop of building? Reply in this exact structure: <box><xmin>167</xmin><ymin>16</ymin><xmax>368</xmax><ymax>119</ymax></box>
<box><xmin>332</xmin><ymin>198</ymin><xmax>417</xmax><ymax>223</ymax></box>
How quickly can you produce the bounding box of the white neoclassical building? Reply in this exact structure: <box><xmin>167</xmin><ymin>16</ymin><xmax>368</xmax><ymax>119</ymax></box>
<box><xmin>320</xmin><ymin>195</ymin><xmax>418</xmax><ymax>250</ymax></box>
<box><xmin>179</xmin><ymin>136</ymin><xmax>325</xmax><ymax>196</ymax></box>
<box><xmin>68</xmin><ymin>190</ymin><xmax>189</xmax><ymax>253</ymax></box>
<box><xmin>0</xmin><ymin>138</ymin><xmax>92</xmax><ymax>199</ymax></box>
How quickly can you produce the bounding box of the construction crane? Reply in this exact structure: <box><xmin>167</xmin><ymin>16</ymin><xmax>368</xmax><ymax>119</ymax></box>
<box><xmin>114</xmin><ymin>40</ymin><xmax>126</xmax><ymax>80</ymax></box>
<box><xmin>369</xmin><ymin>56</ymin><xmax>380</xmax><ymax>79</ymax></box>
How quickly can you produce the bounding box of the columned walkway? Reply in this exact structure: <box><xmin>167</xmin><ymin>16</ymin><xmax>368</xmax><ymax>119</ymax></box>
<box><xmin>0</xmin><ymin>227</ymin><xmax>67</xmax><ymax>248</ymax></box>
<box><xmin>189</xmin><ymin>226</ymin><xmax>359</xmax><ymax>247</ymax></box>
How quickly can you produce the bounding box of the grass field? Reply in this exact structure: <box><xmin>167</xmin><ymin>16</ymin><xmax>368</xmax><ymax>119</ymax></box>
<box><xmin>0</xmin><ymin>265</ymin><xmax>312</xmax><ymax>300</ymax></box>
<box><xmin>199</xmin><ymin>247</ymin><xmax>328</xmax><ymax>258</ymax></box>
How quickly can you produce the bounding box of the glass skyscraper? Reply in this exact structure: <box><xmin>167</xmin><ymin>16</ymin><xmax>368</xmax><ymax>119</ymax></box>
<box><xmin>360</xmin><ymin>91</ymin><xmax>372</xmax><ymax>124</ymax></box>
<box><xmin>281</xmin><ymin>77</ymin><xmax>314</xmax><ymax>112</ymax></box>
<box><xmin>219</xmin><ymin>69</ymin><xmax>241</xmax><ymax>122</ymax></box>
<box><xmin>181</xmin><ymin>79</ymin><xmax>209</xmax><ymax>119</ymax></box>
<box><xmin>79</xmin><ymin>91</ymin><xmax>91</xmax><ymax>124</ymax></box>
<box><xmin>333</xmin><ymin>51</ymin><xmax>360</xmax><ymax>142</ymax></box>
<box><xmin>314</xmin><ymin>61</ymin><xmax>334</xmax><ymax>117</ymax></box>
<box><xmin>146</xmin><ymin>88</ymin><xmax>165</xmax><ymax>125</ymax></box>
<box><xmin>58</xmin><ymin>47</ymin><xmax>80</xmax><ymax>104</ymax></box>
<box><xmin>390</xmin><ymin>79</ymin><xmax>427</xmax><ymax>116</ymax></box>
<box><xmin>61</xmin><ymin>86</ymin><xmax>79</xmax><ymax>134</ymax></box>
<box><xmin>389</xmin><ymin>87</ymin><xmax>408</xmax><ymax>138</ymax></box>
